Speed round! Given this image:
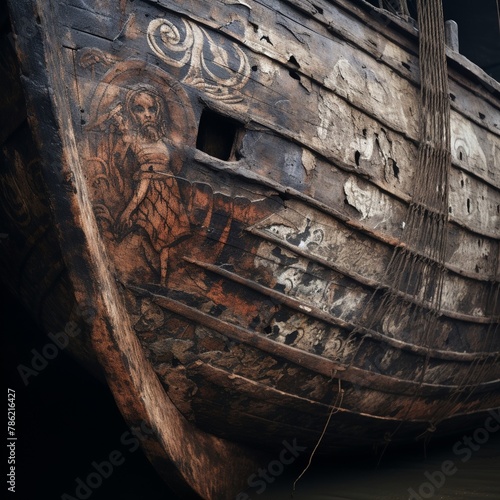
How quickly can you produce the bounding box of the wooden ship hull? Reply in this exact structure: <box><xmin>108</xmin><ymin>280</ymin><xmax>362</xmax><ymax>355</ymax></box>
<box><xmin>2</xmin><ymin>0</ymin><xmax>499</xmax><ymax>497</ymax></box>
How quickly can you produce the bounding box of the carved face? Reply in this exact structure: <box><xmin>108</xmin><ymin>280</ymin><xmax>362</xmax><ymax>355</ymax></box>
<box><xmin>130</xmin><ymin>92</ymin><xmax>159</xmax><ymax>129</ymax></box>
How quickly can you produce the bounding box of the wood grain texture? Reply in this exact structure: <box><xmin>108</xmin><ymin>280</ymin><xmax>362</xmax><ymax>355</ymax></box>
<box><xmin>3</xmin><ymin>0</ymin><xmax>499</xmax><ymax>497</ymax></box>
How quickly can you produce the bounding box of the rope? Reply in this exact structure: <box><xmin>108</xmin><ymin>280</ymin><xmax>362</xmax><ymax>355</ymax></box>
<box><xmin>292</xmin><ymin>379</ymin><xmax>344</xmax><ymax>494</ymax></box>
<box><xmin>292</xmin><ymin>0</ymin><xmax>498</xmax><ymax>478</ymax></box>
<box><xmin>346</xmin><ymin>0</ymin><xmax>452</xmax><ymax>448</ymax></box>
<box><xmin>378</xmin><ymin>0</ymin><xmax>410</xmax><ymax>17</ymax></box>
<box><xmin>374</xmin><ymin>0</ymin><xmax>499</xmax><ymax>442</ymax></box>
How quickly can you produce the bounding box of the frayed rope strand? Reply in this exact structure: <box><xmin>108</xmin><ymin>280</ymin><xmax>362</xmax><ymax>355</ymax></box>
<box><xmin>291</xmin><ymin>379</ymin><xmax>344</xmax><ymax>495</ymax></box>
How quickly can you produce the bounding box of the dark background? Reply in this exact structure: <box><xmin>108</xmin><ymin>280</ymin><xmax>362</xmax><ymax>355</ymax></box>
<box><xmin>442</xmin><ymin>0</ymin><xmax>500</xmax><ymax>81</ymax></box>
<box><xmin>2</xmin><ymin>292</ymin><xmax>180</xmax><ymax>499</ymax></box>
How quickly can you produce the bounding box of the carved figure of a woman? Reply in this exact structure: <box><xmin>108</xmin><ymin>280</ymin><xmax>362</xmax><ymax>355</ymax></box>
<box><xmin>114</xmin><ymin>85</ymin><xmax>191</xmax><ymax>282</ymax></box>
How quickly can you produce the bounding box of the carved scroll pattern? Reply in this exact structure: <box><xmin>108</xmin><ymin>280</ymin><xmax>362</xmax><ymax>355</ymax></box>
<box><xmin>147</xmin><ymin>17</ymin><xmax>251</xmax><ymax>103</ymax></box>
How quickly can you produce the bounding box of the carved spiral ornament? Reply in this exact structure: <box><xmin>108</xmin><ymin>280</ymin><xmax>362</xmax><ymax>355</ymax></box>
<box><xmin>147</xmin><ymin>16</ymin><xmax>250</xmax><ymax>103</ymax></box>
<box><xmin>147</xmin><ymin>18</ymin><xmax>194</xmax><ymax>67</ymax></box>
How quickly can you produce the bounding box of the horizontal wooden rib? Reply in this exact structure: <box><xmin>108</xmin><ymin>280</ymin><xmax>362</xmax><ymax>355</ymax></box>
<box><xmin>129</xmin><ymin>285</ymin><xmax>500</xmax><ymax>397</ymax></box>
<box><xmin>152</xmin><ymin>0</ymin><xmax>500</xmax><ymax>195</ymax></box>
<box><xmin>191</xmin><ymin>360</ymin><xmax>500</xmax><ymax>432</ymax></box>
<box><xmin>184</xmin><ymin>257</ymin><xmax>500</xmax><ymax>361</ymax></box>
<box><xmin>195</xmin><ymin>151</ymin><xmax>498</xmax><ymax>283</ymax></box>
<box><xmin>192</xmin><ymin>360</ymin><xmax>339</xmax><ymax>412</ymax></box>
<box><xmin>155</xmin><ymin>0</ymin><xmax>500</xmax><ymax>140</ymax></box>
<box><xmin>192</xmin><ymin>359</ymin><xmax>438</xmax><ymax>423</ymax></box>
<box><xmin>144</xmin><ymin>2</ymin><xmax>500</xmax><ymax>235</ymax></box>
<box><xmin>249</xmin><ymin>225</ymin><xmax>497</xmax><ymax>325</ymax></box>
<box><xmin>188</xmin><ymin>363</ymin><xmax>398</xmax><ymax>448</ymax></box>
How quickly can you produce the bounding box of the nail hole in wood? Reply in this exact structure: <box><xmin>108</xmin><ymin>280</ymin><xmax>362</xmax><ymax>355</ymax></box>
<box><xmin>354</xmin><ymin>150</ymin><xmax>361</xmax><ymax>166</ymax></box>
<box><xmin>288</xmin><ymin>55</ymin><xmax>300</xmax><ymax>68</ymax></box>
<box><xmin>392</xmin><ymin>160</ymin><xmax>400</xmax><ymax>179</ymax></box>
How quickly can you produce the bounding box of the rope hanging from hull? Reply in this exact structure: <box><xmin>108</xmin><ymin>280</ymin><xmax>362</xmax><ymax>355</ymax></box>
<box><xmin>301</xmin><ymin>0</ymin><xmax>457</xmax><ymax>468</ymax></box>
<box><xmin>347</xmin><ymin>0</ymin><xmax>453</xmax><ymax>439</ymax></box>
<box><xmin>385</xmin><ymin>0</ymin><xmax>451</xmax><ymax>352</ymax></box>
<box><xmin>386</xmin><ymin>0</ymin><xmax>452</xmax><ymax>430</ymax></box>
<box><xmin>363</xmin><ymin>0</ymin><xmax>498</xmax><ymax>439</ymax></box>
<box><xmin>377</xmin><ymin>0</ymin><xmax>410</xmax><ymax>17</ymax></box>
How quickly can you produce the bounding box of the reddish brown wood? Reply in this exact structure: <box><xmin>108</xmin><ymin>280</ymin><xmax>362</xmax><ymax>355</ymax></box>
<box><xmin>2</xmin><ymin>0</ymin><xmax>499</xmax><ymax>497</ymax></box>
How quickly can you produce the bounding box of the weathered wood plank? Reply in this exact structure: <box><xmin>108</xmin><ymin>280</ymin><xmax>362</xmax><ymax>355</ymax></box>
<box><xmin>4</xmin><ymin>0</ymin><xmax>499</xmax><ymax>497</ymax></box>
<box><xmin>124</xmin><ymin>1</ymin><xmax>500</xmax><ymax>197</ymax></box>
<box><xmin>140</xmin><ymin>288</ymin><xmax>500</xmax><ymax>396</ymax></box>
<box><xmin>0</xmin><ymin>34</ymin><xmax>27</xmax><ymax>143</ymax></box>
<box><xmin>185</xmin><ymin>257</ymin><xmax>499</xmax><ymax>359</ymax></box>
<box><xmin>65</xmin><ymin>0</ymin><xmax>500</xmax><ymax>227</ymax></box>
<box><xmin>7</xmin><ymin>1</ymin><xmax>265</xmax><ymax>498</ymax></box>
<box><xmin>148</xmin><ymin>0</ymin><xmax>499</xmax><ymax>137</ymax></box>
<box><xmin>248</xmin><ymin>201</ymin><xmax>496</xmax><ymax>319</ymax></box>
<box><xmin>192</xmin><ymin>135</ymin><xmax>499</xmax><ymax>279</ymax></box>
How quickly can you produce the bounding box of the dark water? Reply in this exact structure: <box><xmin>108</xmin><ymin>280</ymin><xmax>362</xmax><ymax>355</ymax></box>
<box><xmin>3</xmin><ymin>293</ymin><xmax>499</xmax><ymax>499</ymax></box>
<box><xmin>255</xmin><ymin>433</ymin><xmax>500</xmax><ymax>499</ymax></box>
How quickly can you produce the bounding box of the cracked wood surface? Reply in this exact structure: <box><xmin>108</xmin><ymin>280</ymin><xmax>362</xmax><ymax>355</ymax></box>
<box><xmin>3</xmin><ymin>0</ymin><xmax>499</xmax><ymax>498</ymax></box>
